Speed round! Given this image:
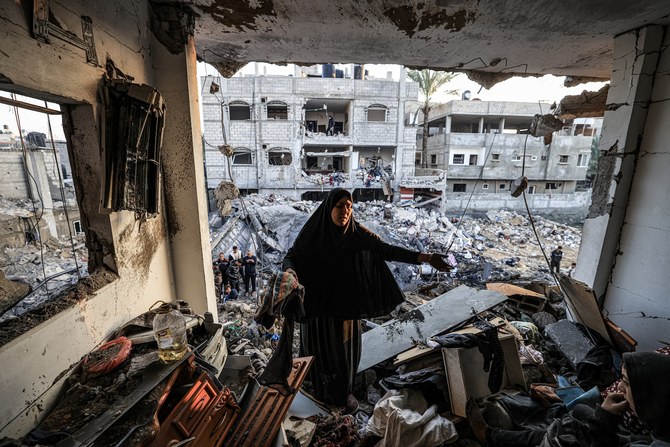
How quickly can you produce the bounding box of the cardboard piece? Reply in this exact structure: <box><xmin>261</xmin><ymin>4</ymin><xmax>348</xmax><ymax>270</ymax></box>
<box><xmin>443</xmin><ymin>333</ymin><xmax>525</xmax><ymax>417</ymax></box>
<box><xmin>358</xmin><ymin>285</ymin><xmax>508</xmax><ymax>372</ymax></box>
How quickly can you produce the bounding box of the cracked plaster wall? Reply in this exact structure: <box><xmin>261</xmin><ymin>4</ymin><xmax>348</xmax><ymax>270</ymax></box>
<box><xmin>576</xmin><ymin>25</ymin><xmax>669</xmax><ymax>351</ymax></box>
<box><xmin>601</xmin><ymin>27</ymin><xmax>670</xmax><ymax>350</ymax></box>
<box><xmin>0</xmin><ymin>0</ymin><xmax>197</xmax><ymax>434</ymax></box>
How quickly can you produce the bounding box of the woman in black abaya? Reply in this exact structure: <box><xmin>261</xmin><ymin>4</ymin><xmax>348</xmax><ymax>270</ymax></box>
<box><xmin>282</xmin><ymin>188</ymin><xmax>450</xmax><ymax>410</ymax></box>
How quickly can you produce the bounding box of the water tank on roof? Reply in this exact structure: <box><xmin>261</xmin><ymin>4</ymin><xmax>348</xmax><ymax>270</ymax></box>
<box><xmin>354</xmin><ymin>64</ymin><xmax>364</xmax><ymax>80</ymax></box>
<box><xmin>322</xmin><ymin>63</ymin><xmax>335</xmax><ymax>78</ymax></box>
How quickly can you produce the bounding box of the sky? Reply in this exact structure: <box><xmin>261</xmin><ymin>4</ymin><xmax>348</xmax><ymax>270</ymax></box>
<box><xmin>0</xmin><ymin>62</ymin><xmax>607</xmax><ymax>142</ymax></box>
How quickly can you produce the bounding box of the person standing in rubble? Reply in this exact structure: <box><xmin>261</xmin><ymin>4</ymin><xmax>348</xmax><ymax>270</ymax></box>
<box><xmin>242</xmin><ymin>249</ymin><xmax>257</xmax><ymax>298</ymax></box>
<box><xmin>227</xmin><ymin>259</ymin><xmax>243</xmax><ymax>292</ymax></box>
<box><xmin>550</xmin><ymin>246</ymin><xmax>563</xmax><ymax>274</ymax></box>
<box><xmin>282</xmin><ymin>188</ymin><xmax>451</xmax><ymax>412</ymax></box>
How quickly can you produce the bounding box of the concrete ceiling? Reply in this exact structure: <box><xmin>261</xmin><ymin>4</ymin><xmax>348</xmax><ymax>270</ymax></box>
<box><xmin>190</xmin><ymin>0</ymin><xmax>670</xmax><ymax>86</ymax></box>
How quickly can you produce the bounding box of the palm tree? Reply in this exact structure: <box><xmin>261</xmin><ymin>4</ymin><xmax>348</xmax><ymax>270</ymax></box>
<box><xmin>407</xmin><ymin>69</ymin><xmax>457</xmax><ymax>169</ymax></box>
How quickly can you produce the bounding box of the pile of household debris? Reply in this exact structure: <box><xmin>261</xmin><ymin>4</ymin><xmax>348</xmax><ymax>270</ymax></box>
<box><xmin>0</xmin><ymin>273</ymin><xmax>638</xmax><ymax>447</ymax></box>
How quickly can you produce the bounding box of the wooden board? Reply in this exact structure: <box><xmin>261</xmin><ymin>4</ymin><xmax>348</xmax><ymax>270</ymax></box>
<box><xmin>486</xmin><ymin>283</ymin><xmax>546</xmax><ymax>298</ymax></box>
<box><xmin>558</xmin><ymin>276</ymin><xmax>612</xmax><ymax>345</ymax></box>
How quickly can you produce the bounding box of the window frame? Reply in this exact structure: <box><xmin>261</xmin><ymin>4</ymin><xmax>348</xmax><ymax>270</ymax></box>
<box><xmin>229</xmin><ymin>101</ymin><xmax>251</xmax><ymax>121</ymax></box>
<box><xmin>452</xmin><ymin>154</ymin><xmax>465</xmax><ymax>165</ymax></box>
<box><xmin>268</xmin><ymin>147</ymin><xmax>292</xmax><ymax>166</ymax></box>
<box><xmin>577</xmin><ymin>153</ymin><xmax>589</xmax><ymax>167</ymax></box>
<box><xmin>559</xmin><ymin>155</ymin><xmax>569</xmax><ymax>164</ymax></box>
<box><xmin>366</xmin><ymin>104</ymin><xmax>388</xmax><ymax>122</ymax></box>
<box><xmin>453</xmin><ymin>183</ymin><xmax>466</xmax><ymax>192</ymax></box>
<box><xmin>232</xmin><ymin>147</ymin><xmax>254</xmax><ymax>165</ymax></box>
<box><xmin>266</xmin><ymin>101</ymin><xmax>288</xmax><ymax>120</ymax></box>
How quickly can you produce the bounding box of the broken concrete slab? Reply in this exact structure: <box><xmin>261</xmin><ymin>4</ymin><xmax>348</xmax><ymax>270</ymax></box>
<box><xmin>357</xmin><ymin>285</ymin><xmax>508</xmax><ymax>372</ymax></box>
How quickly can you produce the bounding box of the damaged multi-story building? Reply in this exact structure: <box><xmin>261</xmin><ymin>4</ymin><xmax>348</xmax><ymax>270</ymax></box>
<box><xmin>406</xmin><ymin>100</ymin><xmax>602</xmax><ymax>212</ymax></box>
<box><xmin>0</xmin><ymin>0</ymin><xmax>669</xmax><ymax>443</ymax></box>
<box><xmin>201</xmin><ymin>67</ymin><xmax>419</xmax><ymax>201</ymax></box>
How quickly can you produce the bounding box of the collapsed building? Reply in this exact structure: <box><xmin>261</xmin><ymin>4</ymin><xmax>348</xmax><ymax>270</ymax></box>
<box><xmin>0</xmin><ymin>1</ymin><xmax>669</xmax><ymax>446</ymax></box>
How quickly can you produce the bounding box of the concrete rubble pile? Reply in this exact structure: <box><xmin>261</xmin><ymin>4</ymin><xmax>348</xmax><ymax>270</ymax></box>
<box><xmin>0</xmin><ymin>198</ymin><xmax>87</xmax><ymax>323</ymax></box>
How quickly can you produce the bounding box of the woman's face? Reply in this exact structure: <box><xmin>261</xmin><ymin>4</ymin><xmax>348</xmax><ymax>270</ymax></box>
<box><xmin>331</xmin><ymin>197</ymin><xmax>353</xmax><ymax>227</ymax></box>
<box><xmin>618</xmin><ymin>365</ymin><xmax>636</xmax><ymax>413</ymax></box>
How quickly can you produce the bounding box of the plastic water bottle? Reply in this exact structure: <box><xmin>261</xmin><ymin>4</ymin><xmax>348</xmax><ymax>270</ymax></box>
<box><xmin>153</xmin><ymin>302</ymin><xmax>187</xmax><ymax>362</ymax></box>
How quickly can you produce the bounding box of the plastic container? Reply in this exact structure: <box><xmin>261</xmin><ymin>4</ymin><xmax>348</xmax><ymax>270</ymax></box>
<box><xmin>153</xmin><ymin>302</ymin><xmax>188</xmax><ymax>362</ymax></box>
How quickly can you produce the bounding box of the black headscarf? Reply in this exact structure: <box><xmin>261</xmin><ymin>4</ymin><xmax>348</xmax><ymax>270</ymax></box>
<box><xmin>283</xmin><ymin>188</ymin><xmax>407</xmax><ymax>319</ymax></box>
<box><xmin>622</xmin><ymin>351</ymin><xmax>670</xmax><ymax>442</ymax></box>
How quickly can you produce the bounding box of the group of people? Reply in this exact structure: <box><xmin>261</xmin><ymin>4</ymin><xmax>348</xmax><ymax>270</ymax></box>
<box><xmin>212</xmin><ymin>246</ymin><xmax>257</xmax><ymax>302</ymax></box>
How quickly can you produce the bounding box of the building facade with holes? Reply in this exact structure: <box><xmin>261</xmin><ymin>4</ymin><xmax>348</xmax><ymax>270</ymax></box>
<box><xmin>420</xmin><ymin>100</ymin><xmax>601</xmax><ymax>195</ymax></box>
<box><xmin>201</xmin><ymin>70</ymin><xmax>420</xmax><ymax>201</ymax></box>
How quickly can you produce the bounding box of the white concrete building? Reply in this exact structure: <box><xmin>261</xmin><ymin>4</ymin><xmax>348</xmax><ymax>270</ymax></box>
<box><xmin>404</xmin><ymin>101</ymin><xmax>602</xmax><ymax>212</ymax></box>
<box><xmin>201</xmin><ymin>70</ymin><xmax>419</xmax><ymax>200</ymax></box>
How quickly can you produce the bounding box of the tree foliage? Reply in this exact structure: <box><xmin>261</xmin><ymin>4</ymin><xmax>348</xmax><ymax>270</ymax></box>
<box><xmin>407</xmin><ymin>69</ymin><xmax>457</xmax><ymax>168</ymax></box>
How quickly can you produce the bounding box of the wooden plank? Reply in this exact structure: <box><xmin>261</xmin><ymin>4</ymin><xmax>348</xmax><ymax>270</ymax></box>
<box><xmin>558</xmin><ymin>276</ymin><xmax>612</xmax><ymax>345</ymax></box>
<box><xmin>486</xmin><ymin>283</ymin><xmax>546</xmax><ymax>299</ymax></box>
<box><xmin>358</xmin><ymin>285</ymin><xmax>507</xmax><ymax>372</ymax></box>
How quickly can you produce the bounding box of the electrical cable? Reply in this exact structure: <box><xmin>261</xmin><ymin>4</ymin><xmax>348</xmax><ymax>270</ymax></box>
<box><xmin>45</xmin><ymin>104</ymin><xmax>81</xmax><ymax>279</ymax></box>
<box><xmin>12</xmin><ymin>94</ymin><xmax>48</xmax><ymax>294</ymax></box>
<box><xmin>445</xmin><ymin>102</ymin><xmax>507</xmax><ymax>254</ymax></box>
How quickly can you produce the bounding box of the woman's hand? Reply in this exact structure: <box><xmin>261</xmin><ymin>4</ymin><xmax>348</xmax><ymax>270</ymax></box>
<box><xmin>601</xmin><ymin>392</ymin><xmax>629</xmax><ymax>415</ymax></box>
<box><xmin>419</xmin><ymin>253</ymin><xmax>451</xmax><ymax>272</ymax></box>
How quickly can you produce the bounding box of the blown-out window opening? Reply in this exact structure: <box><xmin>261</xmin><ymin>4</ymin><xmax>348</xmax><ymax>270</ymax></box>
<box><xmin>229</xmin><ymin>101</ymin><xmax>251</xmax><ymax>120</ymax></box>
<box><xmin>268</xmin><ymin>147</ymin><xmax>292</xmax><ymax>165</ymax></box>
<box><xmin>232</xmin><ymin>147</ymin><xmax>254</xmax><ymax>165</ymax></box>
<box><xmin>366</xmin><ymin>104</ymin><xmax>388</xmax><ymax>122</ymax></box>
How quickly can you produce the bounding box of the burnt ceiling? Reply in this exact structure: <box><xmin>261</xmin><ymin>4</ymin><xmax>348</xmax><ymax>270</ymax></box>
<box><xmin>186</xmin><ymin>0</ymin><xmax>670</xmax><ymax>83</ymax></box>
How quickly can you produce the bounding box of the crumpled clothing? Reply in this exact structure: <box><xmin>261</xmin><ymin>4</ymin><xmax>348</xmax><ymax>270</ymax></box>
<box><xmin>255</xmin><ymin>270</ymin><xmax>305</xmax><ymax>395</ymax></box>
<box><xmin>366</xmin><ymin>389</ymin><xmax>458</xmax><ymax>447</ymax></box>
<box><xmin>520</xmin><ymin>343</ymin><xmax>545</xmax><ymax>365</ymax></box>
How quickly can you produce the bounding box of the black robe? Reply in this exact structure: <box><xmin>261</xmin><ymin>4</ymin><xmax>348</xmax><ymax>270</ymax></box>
<box><xmin>282</xmin><ymin>188</ymin><xmax>421</xmax><ymax>406</ymax></box>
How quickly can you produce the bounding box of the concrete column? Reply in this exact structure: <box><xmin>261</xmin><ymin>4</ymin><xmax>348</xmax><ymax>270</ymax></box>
<box><xmin>478</xmin><ymin>117</ymin><xmax>484</xmax><ymax>134</ymax></box>
<box><xmin>576</xmin><ymin>26</ymin><xmax>662</xmax><ymax>304</ymax></box>
<box><xmin>26</xmin><ymin>151</ymin><xmax>57</xmax><ymax>238</ymax></box>
<box><xmin>499</xmin><ymin>117</ymin><xmax>505</xmax><ymax>133</ymax></box>
<box><xmin>445</xmin><ymin>115</ymin><xmax>451</xmax><ymax>133</ymax></box>
<box><xmin>152</xmin><ymin>34</ymin><xmax>217</xmax><ymax>317</ymax></box>
<box><xmin>395</xmin><ymin>67</ymin><xmax>407</xmax><ymax>185</ymax></box>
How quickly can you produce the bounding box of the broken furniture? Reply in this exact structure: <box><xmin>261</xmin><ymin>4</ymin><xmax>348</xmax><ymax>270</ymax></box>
<box><xmin>225</xmin><ymin>356</ymin><xmax>313</xmax><ymax>447</ymax></box>
<box><xmin>443</xmin><ymin>333</ymin><xmax>526</xmax><ymax>417</ymax></box>
<box><xmin>487</xmin><ymin>282</ymin><xmax>548</xmax><ymax>314</ymax></box>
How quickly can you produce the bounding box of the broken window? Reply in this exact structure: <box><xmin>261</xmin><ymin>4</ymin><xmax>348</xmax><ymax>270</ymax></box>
<box><xmin>452</xmin><ymin>154</ymin><xmax>464</xmax><ymax>165</ymax></box>
<box><xmin>559</xmin><ymin>155</ymin><xmax>569</xmax><ymax>163</ymax></box>
<box><xmin>366</xmin><ymin>105</ymin><xmax>387</xmax><ymax>122</ymax></box>
<box><xmin>102</xmin><ymin>78</ymin><xmax>165</xmax><ymax>215</ymax></box>
<box><xmin>491</xmin><ymin>153</ymin><xmax>500</xmax><ymax>161</ymax></box>
<box><xmin>268</xmin><ymin>147</ymin><xmax>292</xmax><ymax>165</ymax></box>
<box><xmin>469</xmin><ymin>155</ymin><xmax>478</xmax><ymax>165</ymax></box>
<box><xmin>546</xmin><ymin>182</ymin><xmax>558</xmax><ymax>190</ymax></box>
<box><xmin>267</xmin><ymin>101</ymin><xmax>288</xmax><ymax>120</ymax></box>
<box><xmin>430</xmin><ymin>154</ymin><xmax>437</xmax><ymax>167</ymax></box>
<box><xmin>577</xmin><ymin>154</ymin><xmax>588</xmax><ymax>167</ymax></box>
<box><xmin>0</xmin><ymin>90</ymin><xmax>88</xmax><ymax>325</ymax></box>
<box><xmin>415</xmin><ymin>152</ymin><xmax>422</xmax><ymax>166</ymax></box>
<box><xmin>229</xmin><ymin>101</ymin><xmax>251</xmax><ymax>120</ymax></box>
<box><xmin>232</xmin><ymin>147</ymin><xmax>254</xmax><ymax>165</ymax></box>
<box><xmin>453</xmin><ymin>183</ymin><xmax>466</xmax><ymax>192</ymax></box>
<box><xmin>528</xmin><ymin>186</ymin><xmax>536</xmax><ymax>194</ymax></box>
